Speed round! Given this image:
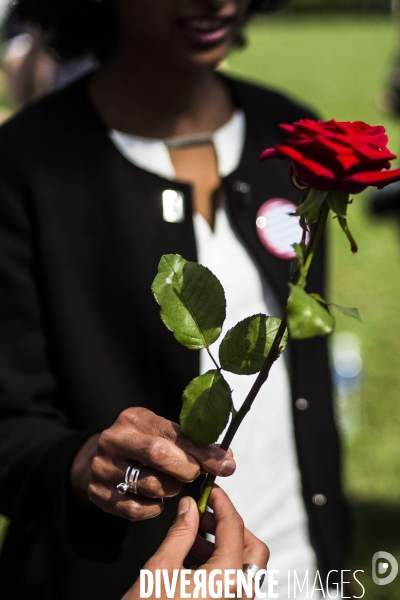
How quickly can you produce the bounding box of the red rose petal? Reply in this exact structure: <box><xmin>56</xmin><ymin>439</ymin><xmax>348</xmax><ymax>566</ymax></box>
<box><xmin>261</xmin><ymin>118</ymin><xmax>399</xmax><ymax>195</ymax></box>
<box><xmin>293</xmin><ymin>159</ymin><xmax>336</xmax><ymax>189</ymax></box>
<box><xmin>269</xmin><ymin>145</ymin><xmax>305</xmax><ymax>162</ymax></box>
<box><xmin>316</xmin><ymin>137</ymin><xmax>355</xmax><ymax>155</ymax></box>
<box><xmin>291</xmin><ymin>120</ymin><xmax>325</xmax><ymax>135</ymax></box>
<box><xmin>354</xmin><ymin>145</ymin><xmax>396</xmax><ymax>162</ymax></box>
<box><xmin>335</xmin><ymin>153</ymin><xmax>361</xmax><ymax>172</ymax></box>
<box><xmin>260</xmin><ymin>148</ymin><xmax>279</xmax><ymax>160</ymax></box>
<box><xmin>343</xmin><ymin>167</ymin><xmax>400</xmax><ymax>189</ymax></box>
<box><xmin>280</xmin><ymin>123</ymin><xmax>295</xmax><ymax>133</ymax></box>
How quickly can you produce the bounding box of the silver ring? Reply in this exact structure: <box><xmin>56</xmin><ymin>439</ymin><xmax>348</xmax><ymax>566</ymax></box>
<box><xmin>116</xmin><ymin>463</ymin><xmax>143</xmax><ymax>495</ymax></box>
<box><xmin>127</xmin><ymin>463</ymin><xmax>141</xmax><ymax>494</ymax></box>
<box><xmin>243</xmin><ymin>563</ymin><xmax>266</xmax><ymax>587</ymax></box>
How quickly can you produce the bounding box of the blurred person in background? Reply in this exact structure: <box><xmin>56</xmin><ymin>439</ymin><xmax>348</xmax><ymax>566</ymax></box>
<box><xmin>0</xmin><ymin>0</ymin><xmax>349</xmax><ymax>599</ymax></box>
<box><xmin>369</xmin><ymin>180</ymin><xmax>400</xmax><ymax>220</ymax></box>
<box><xmin>375</xmin><ymin>0</ymin><xmax>400</xmax><ymax>117</ymax></box>
<box><xmin>370</xmin><ymin>0</ymin><xmax>400</xmax><ymax>219</ymax></box>
<box><xmin>2</xmin><ymin>13</ymin><xmax>97</xmax><ymax>106</ymax></box>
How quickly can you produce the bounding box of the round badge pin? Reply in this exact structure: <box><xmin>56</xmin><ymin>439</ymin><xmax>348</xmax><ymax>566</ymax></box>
<box><xmin>256</xmin><ymin>198</ymin><xmax>310</xmax><ymax>260</ymax></box>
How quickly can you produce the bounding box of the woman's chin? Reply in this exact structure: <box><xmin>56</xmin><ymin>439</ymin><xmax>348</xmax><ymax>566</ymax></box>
<box><xmin>172</xmin><ymin>42</ymin><xmax>232</xmax><ymax>72</ymax></box>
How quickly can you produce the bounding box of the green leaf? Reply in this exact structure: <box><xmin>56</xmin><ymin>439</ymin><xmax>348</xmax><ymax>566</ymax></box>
<box><xmin>287</xmin><ymin>284</ymin><xmax>334</xmax><ymax>339</ymax></box>
<box><xmin>326</xmin><ymin>191</ymin><xmax>349</xmax><ymax>217</ymax></box>
<box><xmin>326</xmin><ymin>191</ymin><xmax>358</xmax><ymax>253</ymax></box>
<box><xmin>333</xmin><ymin>304</ymin><xmax>362</xmax><ymax>321</ymax></box>
<box><xmin>290</xmin><ymin>242</ymin><xmax>307</xmax><ymax>283</ymax></box>
<box><xmin>337</xmin><ymin>216</ymin><xmax>358</xmax><ymax>254</ymax></box>
<box><xmin>292</xmin><ymin>242</ymin><xmax>305</xmax><ymax>263</ymax></box>
<box><xmin>152</xmin><ymin>254</ymin><xmax>226</xmax><ymax>350</ymax></box>
<box><xmin>180</xmin><ymin>370</ymin><xmax>232</xmax><ymax>446</ymax></box>
<box><xmin>308</xmin><ymin>292</ymin><xmax>327</xmax><ymax>304</ymax></box>
<box><xmin>309</xmin><ymin>294</ymin><xmax>362</xmax><ymax>322</ymax></box>
<box><xmin>219</xmin><ymin>314</ymin><xmax>288</xmax><ymax>375</ymax></box>
<box><xmin>299</xmin><ymin>214</ymin><xmax>308</xmax><ymax>234</ymax></box>
<box><xmin>295</xmin><ymin>188</ymin><xmax>327</xmax><ymax>223</ymax></box>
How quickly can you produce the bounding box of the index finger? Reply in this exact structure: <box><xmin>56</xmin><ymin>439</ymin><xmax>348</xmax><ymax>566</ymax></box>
<box><xmin>205</xmin><ymin>486</ymin><xmax>244</xmax><ymax>570</ymax></box>
<box><xmin>199</xmin><ymin>513</ymin><xmax>270</xmax><ymax>572</ymax></box>
<box><xmin>129</xmin><ymin>408</ymin><xmax>236</xmax><ymax>477</ymax></box>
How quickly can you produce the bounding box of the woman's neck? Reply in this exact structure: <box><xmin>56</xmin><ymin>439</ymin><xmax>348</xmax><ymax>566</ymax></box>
<box><xmin>89</xmin><ymin>48</ymin><xmax>234</xmax><ymax>138</ymax></box>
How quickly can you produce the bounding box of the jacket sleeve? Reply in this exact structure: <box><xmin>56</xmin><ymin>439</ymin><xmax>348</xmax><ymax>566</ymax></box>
<box><xmin>0</xmin><ymin>165</ymin><xmax>128</xmax><ymax>562</ymax></box>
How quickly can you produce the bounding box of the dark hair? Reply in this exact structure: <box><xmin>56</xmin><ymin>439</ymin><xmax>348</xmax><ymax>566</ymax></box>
<box><xmin>10</xmin><ymin>0</ymin><xmax>290</xmax><ymax>61</ymax></box>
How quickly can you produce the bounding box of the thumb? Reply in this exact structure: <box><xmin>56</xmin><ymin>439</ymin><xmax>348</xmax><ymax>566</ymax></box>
<box><xmin>151</xmin><ymin>497</ymin><xmax>199</xmax><ymax>568</ymax></box>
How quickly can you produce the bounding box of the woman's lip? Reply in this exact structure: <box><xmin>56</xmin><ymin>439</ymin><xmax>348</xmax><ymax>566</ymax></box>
<box><xmin>178</xmin><ymin>17</ymin><xmax>235</xmax><ymax>45</ymax></box>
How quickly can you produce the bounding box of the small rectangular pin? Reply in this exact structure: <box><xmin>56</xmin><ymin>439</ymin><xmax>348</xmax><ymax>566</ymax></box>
<box><xmin>162</xmin><ymin>189</ymin><xmax>185</xmax><ymax>223</ymax></box>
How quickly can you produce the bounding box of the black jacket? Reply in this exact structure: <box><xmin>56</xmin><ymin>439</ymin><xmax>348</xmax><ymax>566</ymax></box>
<box><xmin>0</xmin><ymin>74</ymin><xmax>349</xmax><ymax>599</ymax></box>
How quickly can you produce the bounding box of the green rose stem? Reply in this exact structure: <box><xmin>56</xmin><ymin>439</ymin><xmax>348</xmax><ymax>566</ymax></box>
<box><xmin>197</xmin><ymin>196</ymin><xmax>331</xmax><ymax>517</ymax></box>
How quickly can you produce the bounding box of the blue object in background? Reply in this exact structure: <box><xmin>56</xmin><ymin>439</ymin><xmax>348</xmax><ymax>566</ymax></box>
<box><xmin>332</xmin><ymin>332</ymin><xmax>363</xmax><ymax>438</ymax></box>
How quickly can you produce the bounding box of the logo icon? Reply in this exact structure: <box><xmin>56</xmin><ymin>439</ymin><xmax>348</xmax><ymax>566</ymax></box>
<box><xmin>372</xmin><ymin>552</ymin><xmax>398</xmax><ymax>586</ymax></box>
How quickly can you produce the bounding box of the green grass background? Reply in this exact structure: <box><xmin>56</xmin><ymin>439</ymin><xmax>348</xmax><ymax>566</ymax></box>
<box><xmin>226</xmin><ymin>14</ymin><xmax>400</xmax><ymax>598</ymax></box>
<box><xmin>0</xmin><ymin>14</ymin><xmax>400</xmax><ymax>598</ymax></box>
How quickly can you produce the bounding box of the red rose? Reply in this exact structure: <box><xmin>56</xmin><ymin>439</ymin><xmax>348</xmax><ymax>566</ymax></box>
<box><xmin>260</xmin><ymin>119</ymin><xmax>400</xmax><ymax>194</ymax></box>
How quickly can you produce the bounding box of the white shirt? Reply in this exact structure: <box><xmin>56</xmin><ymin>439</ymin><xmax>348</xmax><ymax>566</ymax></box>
<box><xmin>110</xmin><ymin>111</ymin><xmax>319</xmax><ymax>599</ymax></box>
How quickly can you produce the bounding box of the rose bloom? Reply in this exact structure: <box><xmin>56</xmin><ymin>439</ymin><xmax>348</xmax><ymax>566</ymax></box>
<box><xmin>260</xmin><ymin>119</ymin><xmax>400</xmax><ymax>194</ymax></box>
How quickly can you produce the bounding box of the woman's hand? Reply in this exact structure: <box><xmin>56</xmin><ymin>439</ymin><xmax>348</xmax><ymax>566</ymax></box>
<box><xmin>70</xmin><ymin>407</ymin><xmax>236</xmax><ymax>520</ymax></box>
<box><xmin>122</xmin><ymin>486</ymin><xmax>270</xmax><ymax>600</ymax></box>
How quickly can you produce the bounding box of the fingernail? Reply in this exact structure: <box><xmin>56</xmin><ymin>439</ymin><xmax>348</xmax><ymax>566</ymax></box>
<box><xmin>220</xmin><ymin>459</ymin><xmax>236</xmax><ymax>476</ymax></box>
<box><xmin>178</xmin><ymin>497</ymin><xmax>190</xmax><ymax>515</ymax></box>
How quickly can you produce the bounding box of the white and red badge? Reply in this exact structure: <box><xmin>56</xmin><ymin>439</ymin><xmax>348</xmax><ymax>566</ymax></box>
<box><xmin>256</xmin><ymin>198</ymin><xmax>310</xmax><ymax>260</ymax></box>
